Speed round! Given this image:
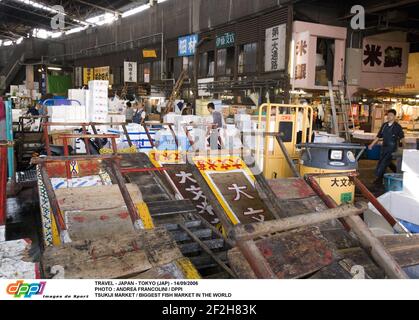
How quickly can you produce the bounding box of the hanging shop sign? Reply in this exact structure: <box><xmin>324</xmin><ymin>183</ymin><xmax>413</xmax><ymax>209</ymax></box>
<box><xmin>265</xmin><ymin>24</ymin><xmax>286</xmax><ymax>72</ymax></box>
<box><xmin>178</xmin><ymin>34</ymin><xmax>198</xmax><ymax>57</ymax></box>
<box><xmin>94</xmin><ymin>66</ymin><xmax>110</xmax><ymax>81</ymax></box>
<box><xmin>391</xmin><ymin>53</ymin><xmax>419</xmax><ymax>94</ymax></box>
<box><xmin>74</xmin><ymin>67</ymin><xmax>83</xmax><ymax>87</ymax></box>
<box><xmin>143</xmin><ymin>49</ymin><xmax>157</xmax><ymax>58</ymax></box>
<box><xmin>362</xmin><ymin>39</ymin><xmax>409</xmax><ymax>74</ymax></box>
<box><xmin>83</xmin><ymin>68</ymin><xmax>94</xmax><ymax>85</ymax></box>
<box><xmin>124</xmin><ymin>61</ymin><xmax>138</xmax><ymax>83</ymax></box>
<box><xmin>216</xmin><ymin>32</ymin><xmax>236</xmax><ymax>49</ymax></box>
<box><xmin>293</xmin><ymin>31</ymin><xmax>310</xmax><ymax>88</ymax></box>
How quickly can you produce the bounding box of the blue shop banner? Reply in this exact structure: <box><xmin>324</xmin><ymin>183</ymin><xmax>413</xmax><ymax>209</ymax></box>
<box><xmin>178</xmin><ymin>34</ymin><xmax>198</xmax><ymax>57</ymax></box>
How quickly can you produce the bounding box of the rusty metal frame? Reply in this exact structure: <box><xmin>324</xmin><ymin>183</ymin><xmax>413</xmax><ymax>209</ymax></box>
<box><xmin>42</xmin><ymin>122</ymin><xmax>134</xmax><ymax>156</ymax></box>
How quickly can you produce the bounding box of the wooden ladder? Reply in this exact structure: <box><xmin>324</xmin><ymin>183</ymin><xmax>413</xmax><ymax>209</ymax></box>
<box><xmin>164</xmin><ymin>69</ymin><xmax>188</xmax><ymax>115</ymax></box>
<box><xmin>328</xmin><ymin>81</ymin><xmax>354</xmax><ymax>142</ymax></box>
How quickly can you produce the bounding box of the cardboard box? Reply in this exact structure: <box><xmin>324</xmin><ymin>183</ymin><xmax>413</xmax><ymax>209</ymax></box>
<box><xmin>148</xmin><ymin>114</ymin><xmax>161</xmax><ymax>122</ymax></box>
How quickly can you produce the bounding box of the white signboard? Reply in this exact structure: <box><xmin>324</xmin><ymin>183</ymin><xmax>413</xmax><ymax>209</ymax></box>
<box><xmin>265</xmin><ymin>24</ymin><xmax>286</xmax><ymax>72</ymax></box>
<box><xmin>124</xmin><ymin>61</ymin><xmax>138</xmax><ymax>83</ymax></box>
<box><xmin>293</xmin><ymin>31</ymin><xmax>310</xmax><ymax>88</ymax></box>
<box><xmin>362</xmin><ymin>39</ymin><xmax>409</xmax><ymax>74</ymax></box>
<box><xmin>198</xmin><ymin>78</ymin><xmax>214</xmax><ymax>97</ymax></box>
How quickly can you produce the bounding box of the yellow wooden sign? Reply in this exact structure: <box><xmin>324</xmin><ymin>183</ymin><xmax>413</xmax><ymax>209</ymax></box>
<box><xmin>193</xmin><ymin>156</ymin><xmax>256</xmax><ymax>225</ymax></box>
<box><xmin>94</xmin><ymin>66</ymin><xmax>110</xmax><ymax>81</ymax></box>
<box><xmin>143</xmin><ymin>49</ymin><xmax>157</xmax><ymax>58</ymax></box>
<box><xmin>150</xmin><ymin>150</ymin><xmax>187</xmax><ymax>168</ymax></box>
<box><xmin>83</xmin><ymin>68</ymin><xmax>94</xmax><ymax>85</ymax></box>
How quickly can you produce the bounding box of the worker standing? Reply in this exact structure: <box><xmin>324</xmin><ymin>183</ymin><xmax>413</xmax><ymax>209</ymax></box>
<box><xmin>207</xmin><ymin>102</ymin><xmax>223</xmax><ymax>150</ymax></box>
<box><xmin>132</xmin><ymin>102</ymin><xmax>146</xmax><ymax>125</ymax></box>
<box><xmin>125</xmin><ymin>101</ymin><xmax>134</xmax><ymax>123</ymax></box>
<box><xmin>368</xmin><ymin>109</ymin><xmax>405</xmax><ymax>187</ymax></box>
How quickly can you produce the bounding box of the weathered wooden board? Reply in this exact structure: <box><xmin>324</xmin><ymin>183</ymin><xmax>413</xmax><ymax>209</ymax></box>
<box><xmin>45</xmin><ymin>160</ymin><xmax>102</xmax><ymax>178</ymax></box>
<box><xmin>42</xmin><ymin>228</ymin><xmax>184</xmax><ymax>279</ymax></box>
<box><xmin>132</xmin><ymin>258</ymin><xmax>201</xmax><ymax>280</ymax></box>
<box><xmin>268</xmin><ymin>178</ymin><xmax>317</xmax><ymax>201</ymax></box>
<box><xmin>228</xmin><ymin>227</ymin><xmax>338</xmax><ymax>279</ymax></box>
<box><xmin>338</xmin><ymin>247</ymin><xmax>386</xmax><ymax>279</ymax></box>
<box><xmin>310</xmin><ymin>260</ymin><xmax>354</xmax><ymax>280</ymax></box>
<box><xmin>379</xmin><ymin>235</ymin><xmax>419</xmax><ymax>268</ymax></box>
<box><xmin>55</xmin><ymin>184</ymin><xmax>143</xmax><ymax>212</ymax></box>
<box><xmin>65</xmin><ymin>208</ymin><xmax>136</xmax><ymax>241</ymax></box>
<box><xmin>227</xmin><ymin>249</ymin><xmax>257</xmax><ymax>279</ymax></box>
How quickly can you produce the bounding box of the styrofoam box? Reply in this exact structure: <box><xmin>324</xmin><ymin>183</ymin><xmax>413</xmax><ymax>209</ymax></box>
<box><xmin>403</xmin><ymin>173</ymin><xmax>419</xmax><ymax>199</ymax></box>
<box><xmin>368</xmin><ymin>191</ymin><xmax>419</xmax><ymax>226</ymax></box>
<box><xmin>402</xmin><ymin>150</ymin><xmax>419</xmax><ymax>175</ymax></box>
<box><xmin>68</xmin><ymin>89</ymin><xmax>88</xmax><ymax>105</ymax></box>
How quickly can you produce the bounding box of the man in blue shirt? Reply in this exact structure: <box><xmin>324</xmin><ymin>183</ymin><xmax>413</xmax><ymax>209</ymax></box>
<box><xmin>369</xmin><ymin>109</ymin><xmax>405</xmax><ymax>186</ymax></box>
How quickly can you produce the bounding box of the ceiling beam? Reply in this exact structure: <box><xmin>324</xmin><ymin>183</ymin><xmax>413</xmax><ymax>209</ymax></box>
<box><xmin>74</xmin><ymin>0</ymin><xmax>121</xmax><ymax>15</ymax></box>
<box><xmin>339</xmin><ymin>0</ymin><xmax>419</xmax><ymax>20</ymax></box>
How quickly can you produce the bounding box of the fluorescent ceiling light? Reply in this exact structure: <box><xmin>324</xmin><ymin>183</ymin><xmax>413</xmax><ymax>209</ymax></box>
<box><xmin>86</xmin><ymin>13</ymin><xmax>118</xmax><ymax>26</ymax></box>
<box><xmin>122</xmin><ymin>4</ymin><xmax>150</xmax><ymax>18</ymax></box>
<box><xmin>47</xmin><ymin>67</ymin><xmax>62</xmax><ymax>71</ymax></box>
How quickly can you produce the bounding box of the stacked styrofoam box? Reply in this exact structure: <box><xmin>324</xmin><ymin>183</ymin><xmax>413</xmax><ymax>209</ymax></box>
<box><xmin>402</xmin><ymin>150</ymin><xmax>419</xmax><ymax>199</ymax></box>
<box><xmin>68</xmin><ymin>89</ymin><xmax>87</xmax><ymax>105</ymax></box>
<box><xmin>47</xmin><ymin>103</ymin><xmax>87</xmax><ymax>131</ymax></box>
<box><xmin>88</xmin><ymin>80</ymin><xmax>109</xmax><ymax>123</ymax></box>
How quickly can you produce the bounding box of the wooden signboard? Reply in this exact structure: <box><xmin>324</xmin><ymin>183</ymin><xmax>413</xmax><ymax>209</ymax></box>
<box><xmin>193</xmin><ymin>156</ymin><xmax>275</xmax><ymax>225</ymax></box>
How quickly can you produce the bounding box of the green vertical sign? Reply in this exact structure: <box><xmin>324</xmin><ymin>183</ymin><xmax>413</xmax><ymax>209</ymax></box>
<box><xmin>216</xmin><ymin>32</ymin><xmax>236</xmax><ymax>48</ymax></box>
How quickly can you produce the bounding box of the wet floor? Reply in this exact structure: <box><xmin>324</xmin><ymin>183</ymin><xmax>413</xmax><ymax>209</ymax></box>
<box><xmin>6</xmin><ymin>185</ymin><xmax>42</xmax><ymax>261</ymax></box>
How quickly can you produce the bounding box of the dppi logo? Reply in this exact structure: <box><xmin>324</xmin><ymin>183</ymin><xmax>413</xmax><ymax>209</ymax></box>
<box><xmin>6</xmin><ymin>280</ymin><xmax>46</xmax><ymax>298</ymax></box>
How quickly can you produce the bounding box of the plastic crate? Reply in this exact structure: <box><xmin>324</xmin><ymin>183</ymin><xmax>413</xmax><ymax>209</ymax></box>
<box><xmin>384</xmin><ymin>173</ymin><xmax>404</xmax><ymax>192</ymax></box>
<box><xmin>366</xmin><ymin>145</ymin><xmax>381</xmax><ymax>160</ymax></box>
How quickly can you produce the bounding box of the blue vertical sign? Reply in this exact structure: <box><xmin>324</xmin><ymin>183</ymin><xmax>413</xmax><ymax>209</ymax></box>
<box><xmin>5</xmin><ymin>100</ymin><xmax>14</xmax><ymax>179</ymax></box>
<box><xmin>178</xmin><ymin>34</ymin><xmax>198</xmax><ymax>57</ymax></box>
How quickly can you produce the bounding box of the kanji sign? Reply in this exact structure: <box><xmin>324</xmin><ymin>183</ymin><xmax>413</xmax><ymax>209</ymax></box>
<box><xmin>293</xmin><ymin>31</ymin><xmax>310</xmax><ymax>87</ymax></box>
<box><xmin>362</xmin><ymin>39</ymin><xmax>409</xmax><ymax>74</ymax></box>
<box><xmin>83</xmin><ymin>68</ymin><xmax>94</xmax><ymax>85</ymax></box>
<box><xmin>94</xmin><ymin>66</ymin><xmax>110</xmax><ymax>81</ymax></box>
<box><xmin>124</xmin><ymin>61</ymin><xmax>137</xmax><ymax>83</ymax></box>
<box><xmin>265</xmin><ymin>24</ymin><xmax>286</xmax><ymax>72</ymax></box>
<box><xmin>193</xmin><ymin>156</ymin><xmax>275</xmax><ymax>225</ymax></box>
<box><xmin>142</xmin><ymin>49</ymin><xmax>157</xmax><ymax>58</ymax></box>
<box><xmin>178</xmin><ymin>34</ymin><xmax>198</xmax><ymax>57</ymax></box>
<box><xmin>149</xmin><ymin>150</ymin><xmax>186</xmax><ymax>166</ymax></box>
<box><xmin>216</xmin><ymin>32</ymin><xmax>236</xmax><ymax>49</ymax></box>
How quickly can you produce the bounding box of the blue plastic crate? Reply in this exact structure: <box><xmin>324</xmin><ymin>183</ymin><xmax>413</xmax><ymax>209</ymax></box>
<box><xmin>366</xmin><ymin>145</ymin><xmax>381</xmax><ymax>160</ymax></box>
<box><xmin>384</xmin><ymin>173</ymin><xmax>404</xmax><ymax>192</ymax></box>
